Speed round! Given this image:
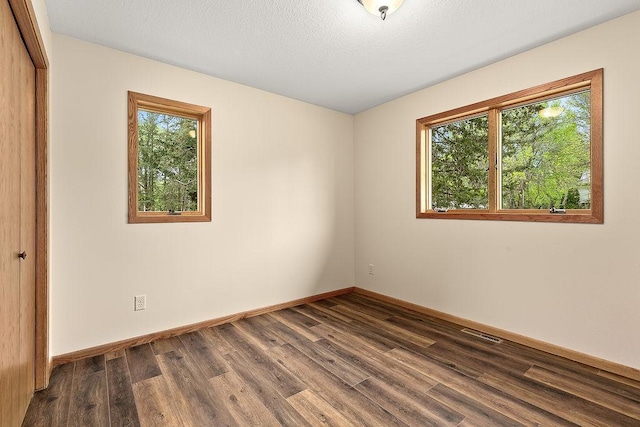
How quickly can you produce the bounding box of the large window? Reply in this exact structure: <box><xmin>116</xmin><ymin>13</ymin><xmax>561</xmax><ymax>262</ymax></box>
<box><xmin>128</xmin><ymin>92</ymin><xmax>211</xmax><ymax>223</ymax></box>
<box><xmin>416</xmin><ymin>69</ymin><xmax>603</xmax><ymax>223</ymax></box>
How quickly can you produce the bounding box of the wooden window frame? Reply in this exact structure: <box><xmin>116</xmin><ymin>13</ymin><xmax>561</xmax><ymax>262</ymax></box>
<box><xmin>416</xmin><ymin>69</ymin><xmax>603</xmax><ymax>224</ymax></box>
<box><xmin>128</xmin><ymin>91</ymin><xmax>212</xmax><ymax>223</ymax></box>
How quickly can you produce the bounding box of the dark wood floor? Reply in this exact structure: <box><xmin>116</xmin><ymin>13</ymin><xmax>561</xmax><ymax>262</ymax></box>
<box><xmin>23</xmin><ymin>293</ymin><xmax>640</xmax><ymax>426</ymax></box>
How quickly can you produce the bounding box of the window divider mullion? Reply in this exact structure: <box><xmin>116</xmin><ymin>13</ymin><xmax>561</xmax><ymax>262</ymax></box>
<box><xmin>487</xmin><ymin>108</ymin><xmax>498</xmax><ymax>213</ymax></box>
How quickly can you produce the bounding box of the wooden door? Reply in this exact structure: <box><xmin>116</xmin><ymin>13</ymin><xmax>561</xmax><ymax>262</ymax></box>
<box><xmin>0</xmin><ymin>0</ymin><xmax>37</xmax><ymax>425</ymax></box>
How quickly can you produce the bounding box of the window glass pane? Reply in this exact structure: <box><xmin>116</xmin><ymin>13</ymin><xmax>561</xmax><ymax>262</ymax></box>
<box><xmin>500</xmin><ymin>90</ymin><xmax>590</xmax><ymax>210</ymax></box>
<box><xmin>431</xmin><ymin>115</ymin><xmax>489</xmax><ymax>209</ymax></box>
<box><xmin>137</xmin><ymin>110</ymin><xmax>198</xmax><ymax>212</ymax></box>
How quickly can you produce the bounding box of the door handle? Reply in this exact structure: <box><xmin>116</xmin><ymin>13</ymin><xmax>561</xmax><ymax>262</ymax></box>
<box><xmin>18</xmin><ymin>251</ymin><xmax>27</xmax><ymax>260</ymax></box>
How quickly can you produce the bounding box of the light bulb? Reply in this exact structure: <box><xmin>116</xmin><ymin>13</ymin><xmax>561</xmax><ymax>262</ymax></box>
<box><xmin>360</xmin><ymin>0</ymin><xmax>404</xmax><ymax>19</ymax></box>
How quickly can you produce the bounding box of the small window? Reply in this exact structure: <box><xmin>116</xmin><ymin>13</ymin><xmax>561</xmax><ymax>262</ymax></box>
<box><xmin>417</xmin><ymin>69</ymin><xmax>603</xmax><ymax>223</ymax></box>
<box><xmin>128</xmin><ymin>92</ymin><xmax>211</xmax><ymax>223</ymax></box>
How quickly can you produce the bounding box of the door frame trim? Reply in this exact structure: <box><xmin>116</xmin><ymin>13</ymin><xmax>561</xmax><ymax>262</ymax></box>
<box><xmin>8</xmin><ymin>0</ymin><xmax>49</xmax><ymax>390</ymax></box>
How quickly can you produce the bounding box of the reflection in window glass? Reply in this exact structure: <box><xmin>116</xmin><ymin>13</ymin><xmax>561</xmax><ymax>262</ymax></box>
<box><xmin>431</xmin><ymin>115</ymin><xmax>489</xmax><ymax>209</ymax></box>
<box><xmin>137</xmin><ymin>110</ymin><xmax>198</xmax><ymax>212</ymax></box>
<box><xmin>501</xmin><ymin>90</ymin><xmax>591</xmax><ymax>210</ymax></box>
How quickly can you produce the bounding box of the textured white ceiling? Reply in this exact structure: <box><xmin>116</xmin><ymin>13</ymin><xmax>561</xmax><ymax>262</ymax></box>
<box><xmin>45</xmin><ymin>0</ymin><xmax>640</xmax><ymax>114</ymax></box>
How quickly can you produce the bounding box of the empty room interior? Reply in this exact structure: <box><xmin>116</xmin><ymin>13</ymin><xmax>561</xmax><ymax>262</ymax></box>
<box><xmin>3</xmin><ymin>0</ymin><xmax>640</xmax><ymax>425</ymax></box>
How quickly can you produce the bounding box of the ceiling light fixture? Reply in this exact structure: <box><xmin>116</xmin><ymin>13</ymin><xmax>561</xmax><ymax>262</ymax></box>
<box><xmin>357</xmin><ymin>0</ymin><xmax>404</xmax><ymax>20</ymax></box>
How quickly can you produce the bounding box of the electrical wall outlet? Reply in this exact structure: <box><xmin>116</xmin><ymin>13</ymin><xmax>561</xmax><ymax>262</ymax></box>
<box><xmin>134</xmin><ymin>295</ymin><xmax>146</xmax><ymax>311</ymax></box>
<box><xmin>368</xmin><ymin>264</ymin><xmax>374</xmax><ymax>275</ymax></box>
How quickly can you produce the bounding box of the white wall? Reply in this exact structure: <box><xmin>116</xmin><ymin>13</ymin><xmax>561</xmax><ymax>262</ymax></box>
<box><xmin>31</xmin><ymin>0</ymin><xmax>52</xmax><ymax>57</ymax></box>
<box><xmin>50</xmin><ymin>35</ymin><xmax>354</xmax><ymax>356</ymax></box>
<box><xmin>354</xmin><ymin>11</ymin><xmax>640</xmax><ymax>370</ymax></box>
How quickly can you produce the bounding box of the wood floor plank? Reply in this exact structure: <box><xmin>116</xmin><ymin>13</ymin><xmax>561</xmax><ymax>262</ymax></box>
<box><xmin>67</xmin><ymin>369</ymin><xmax>109</xmax><ymax>427</ymax></box>
<box><xmin>105</xmin><ymin>349</ymin><xmax>125</xmax><ymax>361</ymax></box>
<box><xmin>304</xmin><ymin>302</ymin><xmax>357</xmax><ymax>324</ymax></box>
<box><xmin>382</xmin><ymin>315</ymin><xmax>491</xmax><ymax>379</ymax></box>
<box><xmin>425</xmin><ymin>340</ymin><xmax>531</xmax><ymax>377</ymax></box>
<box><xmin>332</xmin><ymin>295</ymin><xmax>395</xmax><ymax>320</ymax></box>
<box><xmin>390</xmin><ymin>314</ymin><xmax>610</xmax><ymax>385</ymax></box>
<box><xmin>406</xmin><ymin>343</ymin><xmax>486</xmax><ymax>379</ymax></box>
<box><xmin>287</xmin><ymin>389</ymin><xmax>356</xmax><ymax>427</ymax></box>
<box><xmin>232</xmin><ymin>316</ymin><xmax>287</xmax><ymax>350</ymax></box>
<box><xmin>156</xmin><ymin>349</ymin><xmax>236</xmax><ymax>426</ymax></box>
<box><xmin>248</xmin><ymin>311</ymin><xmax>281</xmax><ymax>326</ymax></box>
<box><xmin>270</xmin><ymin>343</ymin><xmax>408</xmax><ymax>427</ymax></box>
<box><xmin>295</xmin><ymin>304</ymin><xmax>399</xmax><ymax>353</ymax></box>
<box><xmin>524</xmin><ymin>365</ymin><xmax>640</xmax><ymax>421</ymax></box>
<box><xmin>125</xmin><ymin>344</ymin><xmax>162</xmax><ymax>384</ymax></box>
<box><xmin>266</xmin><ymin>321</ymin><xmax>371</xmax><ymax>386</ymax></box>
<box><xmin>309</xmin><ymin>321</ymin><xmax>393</xmax><ymax>357</ymax></box>
<box><xmin>331</xmin><ymin>304</ymin><xmax>436</xmax><ymax>348</ymax></box>
<box><xmin>318</xmin><ymin>304</ymin><xmax>435</xmax><ymax>354</ymax></box>
<box><xmin>315</xmin><ymin>335</ymin><xmax>454</xmax><ymax>412</ymax></box>
<box><xmin>150</xmin><ymin>336</ymin><xmax>185</xmax><ymax>355</ymax></box>
<box><xmin>218</xmin><ymin>323</ymin><xmax>307</xmax><ymax>398</ymax></box>
<box><xmin>131</xmin><ymin>376</ymin><xmax>184</xmax><ymax>427</ymax></box>
<box><xmin>312</xmin><ymin>298</ymin><xmax>341</xmax><ymax>308</ymax></box>
<box><xmin>426</xmin><ymin>383</ymin><xmax>525</xmax><ymax>427</ymax></box>
<box><xmin>268</xmin><ymin>308</ymin><xmax>322</xmax><ymax>342</ymax></box>
<box><xmin>341</xmin><ymin>292</ymin><xmax>408</xmax><ymax>316</ymax></box>
<box><xmin>179</xmin><ymin>330</ymin><xmax>228</xmax><ymax>378</ymax></box>
<box><xmin>526</xmin><ymin>362</ymin><xmax>640</xmax><ymax>404</ymax></box>
<box><xmin>386</xmin><ymin>314</ymin><xmax>501</xmax><ymax>354</ymax></box>
<box><xmin>106</xmin><ymin>356</ymin><xmax>141</xmax><ymax>427</ymax></box>
<box><xmin>352</xmin><ymin>294</ymin><xmax>510</xmax><ymax>359</ymax></box>
<box><xmin>500</xmin><ymin>338</ymin><xmax>601</xmax><ymax>377</ymax></box>
<box><xmin>310</xmin><ymin>320</ymin><xmax>440</xmax><ymax>396</ymax></box>
<box><xmin>457</xmin><ymin>418</ymin><xmax>516</xmax><ymax>427</ymax></box>
<box><xmin>208</xmin><ymin>370</ymin><xmax>281</xmax><ymax>426</ymax></box>
<box><xmin>386</xmin><ymin>347</ymin><xmax>576</xmax><ymax>426</ymax></box>
<box><xmin>223</xmin><ymin>349</ymin><xmax>313</xmax><ymax>426</ymax></box>
<box><xmin>347</xmin><ymin>293</ymin><xmax>470</xmax><ymax>334</ymax></box>
<box><xmin>598</xmin><ymin>370</ymin><xmax>640</xmax><ymax>390</ymax></box>
<box><xmin>480</xmin><ymin>370</ymin><xmax>640</xmax><ymax>427</ymax></box>
<box><xmin>354</xmin><ymin>376</ymin><xmax>464</xmax><ymax>426</ymax></box>
<box><xmin>75</xmin><ymin>354</ymin><xmax>105</xmax><ymax>376</ymax></box>
<box><xmin>200</xmin><ymin>325</ymin><xmax>236</xmax><ymax>355</ymax></box>
<box><xmin>21</xmin><ymin>363</ymin><xmax>74</xmax><ymax>426</ymax></box>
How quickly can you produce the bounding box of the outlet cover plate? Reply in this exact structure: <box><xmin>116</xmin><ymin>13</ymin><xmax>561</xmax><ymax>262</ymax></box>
<box><xmin>134</xmin><ymin>295</ymin><xmax>146</xmax><ymax>311</ymax></box>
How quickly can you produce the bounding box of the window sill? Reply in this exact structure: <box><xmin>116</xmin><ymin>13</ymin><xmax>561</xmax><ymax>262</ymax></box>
<box><xmin>416</xmin><ymin>210</ymin><xmax>602</xmax><ymax>224</ymax></box>
<box><xmin>128</xmin><ymin>212</ymin><xmax>211</xmax><ymax>224</ymax></box>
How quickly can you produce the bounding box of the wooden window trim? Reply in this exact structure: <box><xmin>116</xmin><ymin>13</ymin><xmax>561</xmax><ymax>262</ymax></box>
<box><xmin>416</xmin><ymin>69</ymin><xmax>603</xmax><ymax>224</ymax></box>
<box><xmin>128</xmin><ymin>91</ymin><xmax>212</xmax><ymax>224</ymax></box>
